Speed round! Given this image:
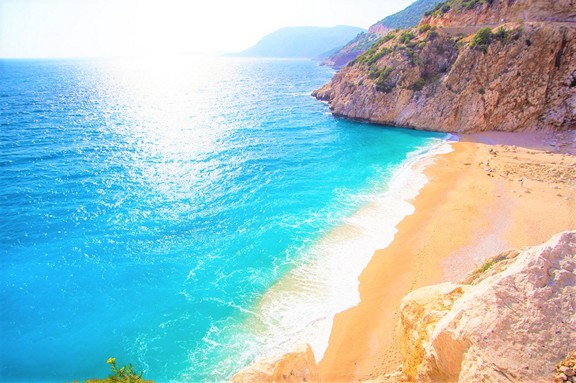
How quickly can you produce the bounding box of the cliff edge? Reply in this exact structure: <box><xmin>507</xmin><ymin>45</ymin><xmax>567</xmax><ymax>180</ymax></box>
<box><xmin>313</xmin><ymin>0</ymin><xmax>576</xmax><ymax>133</ymax></box>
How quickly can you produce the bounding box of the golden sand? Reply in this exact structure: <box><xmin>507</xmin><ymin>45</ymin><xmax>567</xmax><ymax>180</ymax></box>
<box><xmin>318</xmin><ymin>132</ymin><xmax>576</xmax><ymax>382</ymax></box>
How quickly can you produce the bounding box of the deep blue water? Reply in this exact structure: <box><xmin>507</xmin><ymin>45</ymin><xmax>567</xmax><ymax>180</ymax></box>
<box><xmin>0</xmin><ymin>57</ymin><xmax>445</xmax><ymax>382</ymax></box>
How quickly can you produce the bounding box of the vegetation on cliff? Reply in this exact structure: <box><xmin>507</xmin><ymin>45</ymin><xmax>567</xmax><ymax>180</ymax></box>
<box><xmin>331</xmin><ymin>23</ymin><xmax>460</xmax><ymax>96</ymax></box>
<box><xmin>323</xmin><ymin>0</ymin><xmax>444</xmax><ymax>68</ymax></box>
<box><xmin>424</xmin><ymin>0</ymin><xmax>494</xmax><ymax>18</ymax></box>
<box><xmin>314</xmin><ymin>0</ymin><xmax>576</xmax><ymax>133</ymax></box>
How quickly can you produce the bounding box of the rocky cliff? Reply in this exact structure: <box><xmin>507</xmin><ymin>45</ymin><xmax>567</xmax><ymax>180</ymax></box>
<box><xmin>229</xmin><ymin>231</ymin><xmax>576</xmax><ymax>383</ymax></box>
<box><xmin>323</xmin><ymin>0</ymin><xmax>444</xmax><ymax>68</ymax></box>
<box><xmin>313</xmin><ymin>0</ymin><xmax>576</xmax><ymax>133</ymax></box>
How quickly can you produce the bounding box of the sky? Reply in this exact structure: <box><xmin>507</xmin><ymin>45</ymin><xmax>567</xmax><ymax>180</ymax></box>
<box><xmin>0</xmin><ymin>0</ymin><xmax>416</xmax><ymax>58</ymax></box>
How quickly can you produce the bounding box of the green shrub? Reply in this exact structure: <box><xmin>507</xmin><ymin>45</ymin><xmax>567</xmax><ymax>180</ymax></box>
<box><xmin>376</xmin><ymin>83</ymin><xmax>395</xmax><ymax>93</ymax></box>
<box><xmin>409</xmin><ymin>78</ymin><xmax>427</xmax><ymax>91</ymax></box>
<box><xmin>373</xmin><ymin>67</ymin><xmax>395</xmax><ymax>93</ymax></box>
<box><xmin>381</xmin><ymin>33</ymin><xmax>396</xmax><ymax>43</ymax></box>
<box><xmin>379</xmin><ymin>66</ymin><xmax>393</xmax><ymax>81</ymax></box>
<box><xmin>494</xmin><ymin>26</ymin><xmax>508</xmax><ymax>40</ymax></box>
<box><xmin>479</xmin><ymin>259</ymin><xmax>496</xmax><ymax>273</ymax></box>
<box><xmin>399</xmin><ymin>31</ymin><xmax>415</xmax><ymax>45</ymax></box>
<box><xmin>425</xmin><ymin>1</ymin><xmax>446</xmax><ymax>17</ymax></box>
<box><xmin>419</xmin><ymin>24</ymin><xmax>432</xmax><ymax>34</ymax></box>
<box><xmin>76</xmin><ymin>358</ymin><xmax>150</xmax><ymax>383</ymax></box>
<box><xmin>470</xmin><ymin>27</ymin><xmax>493</xmax><ymax>52</ymax></box>
<box><xmin>368</xmin><ymin>67</ymin><xmax>380</xmax><ymax>79</ymax></box>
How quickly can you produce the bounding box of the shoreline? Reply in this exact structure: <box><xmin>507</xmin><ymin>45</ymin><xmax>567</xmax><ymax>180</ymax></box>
<box><xmin>233</xmin><ymin>135</ymin><xmax>453</xmax><ymax>369</ymax></box>
<box><xmin>317</xmin><ymin>131</ymin><xmax>576</xmax><ymax>381</ymax></box>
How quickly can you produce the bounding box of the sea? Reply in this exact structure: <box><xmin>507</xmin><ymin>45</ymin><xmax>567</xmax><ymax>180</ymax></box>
<box><xmin>0</xmin><ymin>56</ymin><xmax>450</xmax><ymax>382</ymax></box>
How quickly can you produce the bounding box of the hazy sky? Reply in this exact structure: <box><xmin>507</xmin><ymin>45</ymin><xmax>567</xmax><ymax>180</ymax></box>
<box><xmin>0</xmin><ymin>0</ymin><xmax>416</xmax><ymax>58</ymax></box>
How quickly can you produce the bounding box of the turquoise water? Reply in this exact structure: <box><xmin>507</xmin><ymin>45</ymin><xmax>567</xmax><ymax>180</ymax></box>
<box><xmin>0</xmin><ymin>57</ymin><xmax>446</xmax><ymax>382</ymax></box>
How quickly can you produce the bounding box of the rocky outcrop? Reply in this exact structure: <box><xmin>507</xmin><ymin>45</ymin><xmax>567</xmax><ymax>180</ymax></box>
<box><xmin>396</xmin><ymin>230</ymin><xmax>576</xmax><ymax>382</ymax></box>
<box><xmin>314</xmin><ymin>0</ymin><xmax>576</xmax><ymax>133</ymax></box>
<box><xmin>230</xmin><ymin>344</ymin><xmax>320</xmax><ymax>383</ymax></box>
<box><xmin>398</xmin><ymin>283</ymin><xmax>468</xmax><ymax>379</ymax></box>
<box><xmin>555</xmin><ymin>351</ymin><xmax>576</xmax><ymax>383</ymax></box>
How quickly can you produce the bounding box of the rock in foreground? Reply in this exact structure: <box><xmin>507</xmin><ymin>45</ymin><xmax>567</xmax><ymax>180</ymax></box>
<box><xmin>398</xmin><ymin>230</ymin><xmax>576</xmax><ymax>382</ymax></box>
<box><xmin>230</xmin><ymin>344</ymin><xmax>320</xmax><ymax>383</ymax></box>
<box><xmin>231</xmin><ymin>231</ymin><xmax>575</xmax><ymax>382</ymax></box>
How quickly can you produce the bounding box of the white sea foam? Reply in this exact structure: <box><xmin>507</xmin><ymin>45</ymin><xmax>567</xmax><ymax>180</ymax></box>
<box><xmin>231</xmin><ymin>137</ymin><xmax>455</xmax><ymax>366</ymax></box>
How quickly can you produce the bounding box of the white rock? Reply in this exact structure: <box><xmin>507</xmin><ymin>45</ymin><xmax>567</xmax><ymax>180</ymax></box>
<box><xmin>400</xmin><ymin>231</ymin><xmax>576</xmax><ymax>382</ymax></box>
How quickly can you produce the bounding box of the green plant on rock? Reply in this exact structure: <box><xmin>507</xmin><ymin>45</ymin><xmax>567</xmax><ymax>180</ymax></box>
<box><xmin>470</xmin><ymin>27</ymin><xmax>493</xmax><ymax>52</ymax></box>
<box><xmin>399</xmin><ymin>30</ymin><xmax>415</xmax><ymax>45</ymax></box>
<box><xmin>377</xmin><ymin>67</ymin><xmax>393</xmax><ymax>83</ymax></box>
<box><xmin>494</xmin><ymin>26</ymin><xmax>508</xmax><ymax>40</ymax></box>
<box><xmin>79</xmin><ymin>358</ymin><xmax>149</xmax><ymax>383</ymax></box>
<box><xmin>409</xmin><ymin>78</ymin><xmax>427</xmax><ymax>91</ymax></box>
<box><xmin>106</xmin><ymin>357</ymin><xmax>144</xmax><ymax>382</ymax></box>
<box><xmin>427</xmin><ymin>1</ymin><xmax>452</xmax><ymax>16</ymax></box>
<box><xmin>419</xmin><ymin>23</ymin><xmax>432</xmax><ymax>34</ymax></box>
<box><xmin>461</xmin><ymin>0</ymin><xmax>482</xmax><ymax>10</ymax></box>
<box><xmin>372</xmin><ymin>66</ymin><xmax>396</xmax><ymax>93</ymax></box>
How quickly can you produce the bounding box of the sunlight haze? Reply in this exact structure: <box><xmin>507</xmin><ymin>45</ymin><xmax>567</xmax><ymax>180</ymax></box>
<box><xmin>1</xmin><ymin>0</ymin><xmax>415</xmax><ymax>58</ymax></box>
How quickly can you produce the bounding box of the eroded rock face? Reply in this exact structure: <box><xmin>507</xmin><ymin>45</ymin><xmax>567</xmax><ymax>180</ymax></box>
<box><xmin>314</xmin><ymin>0</ymin><xmax>576</xmax><ymax>133</ymax></box>
<box><xmin>230</xmin><ymin>344</ymin><xmax>320</xmax><ymax>383</ymax></box>
<box><xmin>398</xmin><ymin>231</ymin><xmax>576</xmax><ymax>382</ymax></box>
<box><xmin>398</xmin><ymin>283</ymin><xmax>468</xmax><ymax>380</ymax></box>
<box><xmin>314</xmin><ymin>22</ymin><xmax>576</xmax><ymax>133</ymax></box>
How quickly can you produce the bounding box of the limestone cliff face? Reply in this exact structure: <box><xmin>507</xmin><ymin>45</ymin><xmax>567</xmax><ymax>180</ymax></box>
<box><xmin>314</xmin><ymin>1</ymin><xmax>576</xmax><ymax>133</ymax></box>
<box><xmin>397</xmin><ymin>231</ymin><xmax>576</xmax><ymax>382</ymax></box>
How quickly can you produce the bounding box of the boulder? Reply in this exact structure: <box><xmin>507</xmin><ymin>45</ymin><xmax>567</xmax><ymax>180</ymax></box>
<box><xmin>398</xmin><ymin>231</ymin><xmax>576</xmax><ymax>382</ymax></box>
<box><xmin>230</xmin><ymin>344</ymin><xmax>320</xmax><ymax>383</ymax></box>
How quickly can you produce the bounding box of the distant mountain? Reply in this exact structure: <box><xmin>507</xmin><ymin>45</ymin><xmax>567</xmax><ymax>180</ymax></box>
<box><xmin>323</xmin><ymin>0</ymin><xmax>444</xmax><ymax>68</ymax></box>
<box><xmin>234</xmin><ymin>26</ymin><xmax>366</xmax><ymax>59</ymax></box>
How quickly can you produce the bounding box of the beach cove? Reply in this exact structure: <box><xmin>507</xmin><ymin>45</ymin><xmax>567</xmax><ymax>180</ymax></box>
<box><xmin>232</xmin><ymin>130</ymin><xmax>576</xmax><ymax>382</ymax></box>
<box><xmin>319</xmin><ymin>130</ymin><xmax>576</xmax><ymax>381</ymax></box>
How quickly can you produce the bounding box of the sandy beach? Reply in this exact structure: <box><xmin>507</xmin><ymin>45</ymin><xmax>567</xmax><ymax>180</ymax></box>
<box><xmin>318</xmin><ymin>131</ymin><xmax>576</xmax><ymax>382</ymax></box>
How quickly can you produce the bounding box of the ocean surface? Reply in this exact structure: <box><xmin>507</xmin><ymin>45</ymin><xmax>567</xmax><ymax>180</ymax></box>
<box><xmin>0</xmin><ymin>56</ymin><xmax>448</xmax><ymax>382</ymax></box>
